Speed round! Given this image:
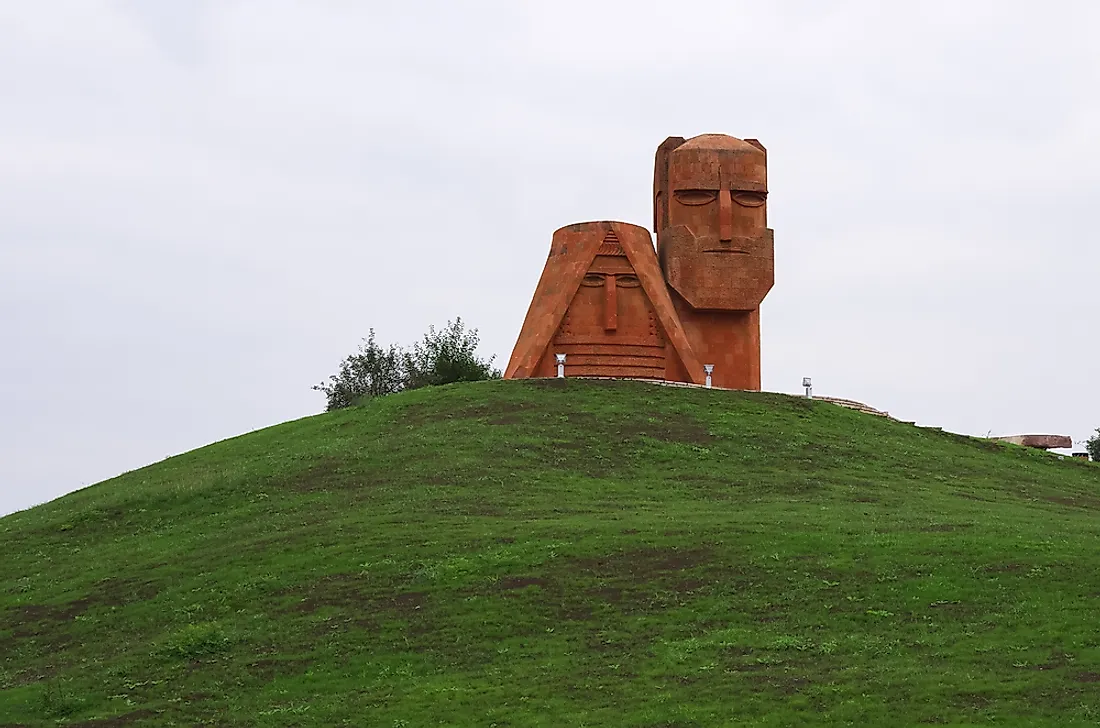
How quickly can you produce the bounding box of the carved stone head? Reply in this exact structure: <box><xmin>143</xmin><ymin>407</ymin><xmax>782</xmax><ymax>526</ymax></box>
<box><xmin>654</xmin><ymin>134</ymin><xmax>774</xmax><ymax>311</ymax></box>
<box><xmin>556</xmin><ymin>228</ymin><xmax>660</xmax><ymax>351</ymax></box>
<box><xmin>504</xmin><ymin>221</ymin><xmax>704</xmax><ymax>383</ymax></box>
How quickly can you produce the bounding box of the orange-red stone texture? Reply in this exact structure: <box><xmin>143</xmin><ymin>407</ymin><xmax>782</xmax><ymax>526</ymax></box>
<box><xmin>505</xmin><ymin>221</ymin><xmax>704</xmax><ymax>384</ymax></box>
<box><xmin>654</xmin><ymin>134</ymin><xmax>774</xmax><ymax>390</ymax></box>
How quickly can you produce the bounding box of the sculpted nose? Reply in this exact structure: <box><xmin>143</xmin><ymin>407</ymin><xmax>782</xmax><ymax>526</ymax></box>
<box><xmin>604</xmin><ymin>274</ymin><xmax>618</xmax><ymax>331</ymax></box>
<box><xmin>719</xmin><ymin>189</ymin><xmax>733</xmax><ymax>242</ymax></box>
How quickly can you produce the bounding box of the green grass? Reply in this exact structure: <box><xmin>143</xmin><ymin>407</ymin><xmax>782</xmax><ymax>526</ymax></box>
<box><xmin>2</xmin><ymin>379</ymin><xmax>1100</xmax><ymax>726</ymax></box>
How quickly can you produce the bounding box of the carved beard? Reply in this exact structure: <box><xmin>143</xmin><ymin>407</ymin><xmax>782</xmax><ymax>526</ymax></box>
<box><xmin>658</xmin><ymin>225</ymin><xmax>774</xmax><ymax>312</ymax></box>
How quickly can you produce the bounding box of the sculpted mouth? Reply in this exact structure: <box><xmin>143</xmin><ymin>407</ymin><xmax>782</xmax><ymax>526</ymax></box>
<box><xmin>701</xmin><ymin>236</ymin><xmax>757</xmax><ymax>254</ymax></box>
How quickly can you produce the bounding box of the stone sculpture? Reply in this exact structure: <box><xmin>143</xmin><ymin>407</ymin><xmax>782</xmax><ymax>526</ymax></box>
<box><xmin>506</xmin><ymin>134</ymin><xmax>773</xmax><ymax>389</ymax></box>
<box><xmin>654</xmin><ymin>135</ymin><xmax>773</xmax><ymax>390</ymax></box>
<box><xmin>504</xmin><ymin>221</ymin><xmax>704</xmax><ymax>383</ymax></box>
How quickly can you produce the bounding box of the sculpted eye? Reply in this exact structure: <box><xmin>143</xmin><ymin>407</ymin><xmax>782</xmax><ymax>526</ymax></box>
<box><xmin>616</xmin><ymin>275</ymin><xmax>641</xmax><ymax>288</ymax></box>
<box><xmin>732</xmin><ymin>192</ymin><xmax>766</xmax><ymax>207</ymax></box>
<box><xmin>580</xmin><ymin>273</ymin><xmax>605</xmax><ymax>287</ymax></box>
<box><xmin>674</xmin><ymin>189</ymin><xmax>718</xmax><ymax>206</ymax></box>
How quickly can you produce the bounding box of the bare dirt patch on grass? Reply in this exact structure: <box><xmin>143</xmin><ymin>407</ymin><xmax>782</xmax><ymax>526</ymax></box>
<box><xmin>748</xmin><ymin>672</ymin><xmax>813</xmax><ymax>695</ymax></box>
<box><xmin>586</xmin><ymin>586</ymin><xmax>623</xmax><ymax>603</ymax></box>
<box><xmin>274</xmin><ymin>457</ymin><xmax>358</xmax><ymax>493</ymax></box>
<box><xmin>94</xmin><ymin>577</ymin><xmax>159</xmax><ymax>608</ymax></box>
<box><xmin>246</xmin><ymin>657</ymin><xmax>313</xmax><ymax>680</ymax></box>
<box><xmin>477</xmin><ymin>547</ymin><xmax>717</xmax><ymax>620</ymax></box>
<box><xmin>1042</xmin><ymin>494</ymin><xmax>1100</xmax><ymax>511</ymax></box>
<box><xmin>7</xmin><ymin>600</ymin><xmax>92</xmax><ymax>631</ymax></box>
<box><xmin>280</xmin><ymin>573</ymin><xmax>428</xmax><ymax>621</ymax></box>
<box><xmin>497</xmin><ymin>576</ymin><xmax>548</xmax><ymax>590</ymax></box>
<box><xmin>980</xmin><ymin>562</ymin><xmax>1028</xmax><ymax>575</ymax></box>
<box><xmin>558</xmin><ymin>547</ymin><xmax>719</xmax><ymax>612</ymax></box>
<box><xmin>67</xmin><ymin>709</ymin><xmax>156</xmax><ymax>727</ymax></box>
<box><xmin>1029</xmin><ymin>652</ymin><xmax>1076</xmax><ymax>671</ymax></box>
<box><xmin>566</xmin><ymin>546</ymin><xmax>713</xmax><ymax>581</ymax></box>
<box><xmin>4</xmin><ymin>576</ymin><xmax>161</xmax><ymax>643</ymax></box>
<box><xmin>953</xmin><ymin>491</ymin><xmax>996</xmax><ymax>503</ymax></box>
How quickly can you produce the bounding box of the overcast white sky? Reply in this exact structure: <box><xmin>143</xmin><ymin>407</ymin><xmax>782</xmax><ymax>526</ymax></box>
<box><xmin>2</xmin><ymin>1</ymin><xmax>1098</xmax><ymax>516</ymax></box>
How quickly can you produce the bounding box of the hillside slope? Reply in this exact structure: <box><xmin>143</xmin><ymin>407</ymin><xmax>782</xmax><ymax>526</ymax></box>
<box><xmin>2</xmin><ymin>379</ymin><xmax>1100</xmax><ymax>726</ymax></box>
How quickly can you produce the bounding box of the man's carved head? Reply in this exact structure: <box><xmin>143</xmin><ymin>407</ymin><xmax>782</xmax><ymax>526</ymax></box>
<box><xmin>654</xmin><ymin>134</ymin><xmax>774</xmax><ymax>311</ymax></box>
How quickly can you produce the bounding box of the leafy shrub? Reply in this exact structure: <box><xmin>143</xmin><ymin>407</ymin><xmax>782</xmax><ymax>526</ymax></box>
<box><xmin>314</xmin><ymin>319</ymin><xmax>499</xmax><ymax>411</ymax></box>
<box><xmin>404</xmin><ymin>318</ymin><xmax>501</xmax><ymax>390</ymax></box>
<box><xmin>313</xmin><ymin>329</ymin><xmax>404</xmax><ymax>411</ymax></box>
<box><xmin>1087</xmin><ymin>429</ymin><xmax>1100</xmax><ymax>462</ymax></box>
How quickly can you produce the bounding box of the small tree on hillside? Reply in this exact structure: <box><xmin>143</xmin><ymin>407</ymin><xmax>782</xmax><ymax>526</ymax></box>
<box><xmin>313</xmin><ymin>329</ymin><xmax>405</xmax><ymax>411</ymax></box>
<box><xmin>314</xmin><ymin>319</ymin><xmax>500</xmax><ymax>411</ymax></box>
<box><xmin>404</xmin><ymin>318</ymin><xmax>500</xmax><ymax>390</ymax></box>
<box><xmin>1087</xmin><ymin>429</ymin><xmax>1100</xmax><ymax>462</ymax></box>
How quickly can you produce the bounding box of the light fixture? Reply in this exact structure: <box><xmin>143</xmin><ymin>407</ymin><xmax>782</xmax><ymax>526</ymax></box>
<box><xmin>555</xmin><ymin>353</ymin><xmax>566</xmax><ymax>378</ymax></box>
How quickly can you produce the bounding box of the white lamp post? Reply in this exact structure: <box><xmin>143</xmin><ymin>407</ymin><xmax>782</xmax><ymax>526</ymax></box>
<box><xmin>556</xmin><ymin>353</ymin><xmax>566</xmax><ymax>378</ymax></box>
<box><xmin>802</xmin><ymin>377</ymin><xmax>813</xmax><ymax>399</ymax></box>
<box><xmin>704</xmin><ymin>364</ymin><xmax>714</xmax><ymax>389</ymax></box>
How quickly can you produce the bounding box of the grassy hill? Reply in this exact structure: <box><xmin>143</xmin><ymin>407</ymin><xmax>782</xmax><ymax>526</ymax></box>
<box><xmin>2</xmin><ymin>379</ymin><xmax>1100</xmax><ymax>727</ymax></box>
